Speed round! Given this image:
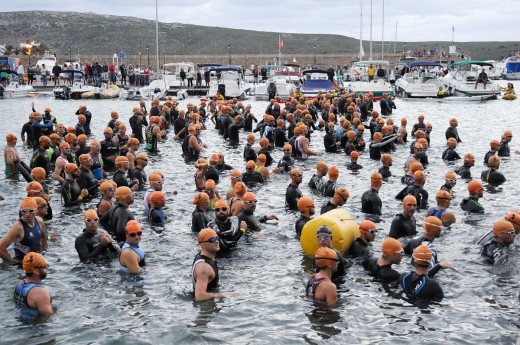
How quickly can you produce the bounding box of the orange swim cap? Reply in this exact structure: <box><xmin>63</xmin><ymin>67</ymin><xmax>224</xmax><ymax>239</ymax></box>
<box><xmin>115</xmin><ymin>186</ymin><xmax>132</xmax><ymax>201</ymax></box>
<box><xmin>26</xmin><ymin>181</ymin><xmax>43</xmax><ymax>195</ymax></box>
<box><xmin>424</xmin><ymin>216</ymin><xmax>443</xmax><ymax>233</ymax></box>
<box><xmin>149</xmin><ymin>173</ymin><xmax>163</xmax><ymax>183</ymax></box>
<box><xmin>283</xmin><ymin>143</ymin><xmax>292</xmax><ymax>151</ymax></box>
<box><xmin>257</xmin><ymin>154</ymin><xmax>266</xmax><ymax>163</ymax></box>
<box><xmin>297</xmin><ymin>196</ymin><xmax>314</xmax><ymax>212</ymax></box>
<box><xmin>126</xmin><ymin>220</ymin><xmax>142</xmax><ymax>234</ymax></box>
<box><xmin>230</xmin><ymin>169</ymin><xmax>241</xmax><ymax>177</ymax></box>
<box><xmin>214</xmin><ymin>199</ymin><xmax>228</xmax><ymax>209</ymax></box>
<box><xmin>350</xmin><ymin>150</ymin><xmax>359</xmax><ymax>160</ymax></box>
<box><xmin>410</xmin><ymin>162</ymin><xmax>423</xmax><ymax>173</ymax></box>
<box><xmin>84</xmin><ymin>209</ymin><xmax>98</xmax><ymax>219</ymax></box>
<box><xmin>487</xmin><ymin>155</ymin><xmax>500</xmax><ymax>167</ymax></box>
<box><xmin>59</xmin><ymin>141</ymin><xmax>70</xmax><ymax>150</ymax></box>
<box><xmin>334</xmin><ymin>187</ymin><xmax>350</xmax><ymax>201</ymax></box>
<box><xmin>246</xmin><ymin>160</ymin><xmax>256</xmax><ymax>169</ymax></box>
<box><xmin>316</xmin><ymin>161</ymin><xmax>328</xmax><ymax>173</ymax></box>
<box><xmin>20</xmin><ymin>197</ymin><xmax>37</xmax><ymax>209</ymax></box>
<box><xmin>381</xmin><ymin>237</ymin><xmax>403</xmax><ymax>256</ymax></box>
<box><xmin>39</xmin><ymin>135</ymin><xmax>51</xmax><ymax>144</ymax></box>
<box><xmin>234</xmin><ymin>182</ymin><xmax>247</xmax><ymax>196</ymax></box>
<box><xmin>445</xmin><ymin>171</ymin><xmax>457</xmax><ymax>180</ymax></box>
<box><xmin>468</xmin><ymin>180</ymin><xmax>483</xmax><ymax>194</ymax></box>
<box><xmin>413</xmin><ymin>170</ymin><xmax>426</xmax><ymax>183</ymax></box>
<box><xmin>413</xmin><ymin>245</ymin><xmax>432</xmax><ymax>266</ymax></box>
<box><xmin>314</xmin><ymin>247</ymin><xmax>338</xmax><ymax>267</ymax></box>
<box><xmin>64</xmin><ymin>163</ymin><xmax>79</xmax><ymax>175</ymax></box>
<box><xmin>358</xmin><ymin>219</ymin><xmax>376</xmax><ymax>234</ymax></box>
<box><xmin>381</xmin><ymin>154</ymin><xmax>392</xmax><ymax>164</ymax></box>
<box><xmin>193</xmin><ymin>192</ymin><xmax>210</xmax><ymax>205</ymax></box>
<box><xmin>150</xmin><ymin>191</ymin><xmax>165</xmax><ymax>206</ymax></box>
<box><xmin>493</xmin><ymin>220</ymin><xmax>514</xmax><ymax>236</ymax></box>
<box><xmin>115</xmin><ymin>156</ymin><xmax>129</xmax><ymax>166</ymax></box>
<box><xmin>31</xmin><ymin>167</ymin><xmax>46</xmax><ymax>180</ymax></box>
<box><xmin>22</xmin><ymin>252</ymin><xmax>46</xmax><ymax>274</ymax></box>
<box><xmin>243</xmin><ymin>192</ymin><xmax>256</xmax><ymax>202</ymax></box>
<box><xmin>6</xmin><ymin>133</ymin><xmax>17</xmax><ymax>144</ymax></box>
<box><xmin>490</xmin><ymin>139</ymin><xmax>500</xmax><ymax>149</ymax></box>
<box><xmin>246</xmin><ymin>133</ymin><xmax>255</xmax><ymax>141</ymax></box>
<box><xmin>205</xmin><ymin>179</ymin><xmax>216</xmax><ymax>190</ymax></box>
<box><xmin>33</xmin><ymin>196</ymin><xmax>46</xmax><ymax>208</ymax></box>
<box><xmin>403</xmin><ymin>195</ymin><xmax>417</xmax><ymax>206</ymax></box>
<box><xmin>259</xmin><ymin>138</ymin><xmax>269</xmax><ymax>148</ymax></box>
<box><xmin>100</xmin><ymin>181</ymin><xmax>114</xmax><ymax>192</ymax></box>
<box><xmin>505</xmin><ymin>211</ymin><xmax>520</xmax><ymax>227</ymax></box>
<box><xmin>79</xmin><ymin>154</ymin><xmax>91</xmax><ymax>163</ymax></box>
<box><xmin>198</xmin><ymin>228</ymin><xmax>218</xmax><ymax>244</ymax></box>
<box><xmin>209</xmin><ymin>154</ymin><xmax>219</xmax><ymax>164</ymax></box>
<box><xmin>328</xmin><ymin>166</ymin><xmax>339</xmax><ymax>177</ymax></box>
<box><xmin>136</xmin><ymin>153</ymin><xmax>148</xmax><ymax>161</ymax></box>
<box><xmin>371</xmin><ymin>172</ymin><xmax>383</xmax><ymax>182</ymax></box>
<box><xmin>436</xmin><ymin>190</ymin><xmax>452</xmax><ymax>200</ymax></box>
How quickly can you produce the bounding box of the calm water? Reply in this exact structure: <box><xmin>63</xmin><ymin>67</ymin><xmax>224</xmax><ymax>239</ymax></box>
<box><xmin>0</xmin><ymin>84</ymin><xmax>519</xmax><ymax>344</ymax></box>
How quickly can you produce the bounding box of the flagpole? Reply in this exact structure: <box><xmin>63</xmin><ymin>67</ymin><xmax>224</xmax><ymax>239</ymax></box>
<box><xmin>278</xmin><ymin>34</ymin><xmax>282</xmax><ymax>65</ymax></box>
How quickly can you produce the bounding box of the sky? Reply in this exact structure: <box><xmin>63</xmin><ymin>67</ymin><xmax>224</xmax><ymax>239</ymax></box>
<box><xmin>2</xmin><ymin>0</ymin><xmax>518</xmax><ymax>42</ymax></box>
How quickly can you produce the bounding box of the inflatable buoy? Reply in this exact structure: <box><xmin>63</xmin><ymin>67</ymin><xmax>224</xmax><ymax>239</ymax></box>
<box><xmin>300</xmin><ymin>209</ymin><xmax>359</xmax><ymax>257</ymax></box>
<box><xmin>503</xmin><ymin>94</ymin><xmax>517</xmax><ymax>100</ymax></box>
<box><xmin>82</xmin><ymin>91</ymin><xmax>94</xmax><ymax>99</ymax></box>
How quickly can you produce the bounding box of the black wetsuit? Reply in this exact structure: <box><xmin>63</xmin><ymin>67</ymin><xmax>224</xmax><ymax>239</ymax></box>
<box><xmin>77</xmin><ymin>167</ymin><xmax>98</xmax><ymax>199</ymax></box>
<box><xmin>277</xmin><ymin>156</ymin><xmax>294</xmax><ymax>173</ymax></box>
<box><xmin>129</xmin><ymin>115</ymin><xmax>148</xmax><ymax>143</ymax></box>
<box><xmin>481</xmin><ymin>169</ymin><xmax>506</xmax><ymax>186</ymax></box>
<box><xmin>346</xmin><ymin>238</ymin><xmax>372</xmax><ymax>260</ymax></box>
<box><xmin>460</xmin><ymin>197</ymin><xmax>484</xmax><ymax>213</ymax></box>
<box><xmin>215</xmin><ymin>163</ymin><xmax>233</xmax><ymax>172</ymax></box>
<box><xmin>399</xmin><ymin>272</ymin><xmax>444</xmax><ymax>302</ymax></box>
<box><xmin>363</xmin><ymin>257</ymin><xmax>401</xmax><ymax>283</ymax></box>
<box><xmin>483</xmin><ymin>151</ymin><xmax>495</xmax><ymax>165</ymax></box>
<box><xmin>445</xmin><ymin>127</ymin><xmax>461</xmax><ymax>142</ymax></box>
<box><xmin>379</xmin><ymin>166</ymin><xmax>392</xmax><ymax>179</ymax></box>
<box><xmin>113</xmin><ymin>170</ymin><xmax>135</xmax><ymax>188</ymax></box>
<box><xmin>99</xmin><ymin>202</ymin><xmax>135</xmax><ymax>243</ymax></box>
<box><xmin>321</xmin><ymin>180</ymin><xmax>337</xmax><ymax>198</ymax></box>
<box><xmin>30</xmin><ymin>147</ymin><xmax>51</xmax><ymax>176</ymax></box>
<box><xmin>294</xmin><ymin>215</ymin><xmax>310</xmax><ymax>239</ymax></box>
<box><xmin>480</xmin><ymin>241</ymin><xmax>509</xmax><ymax>264</ymax></box>
<box><xmin>346</xmin><ymin>162</ymin><xmax>363</xmax><ymax>171</ymax></box>
<box><xmin>243</xmin><ymin>113</ymin><xmax>257</xmax><ymax>132</ymax></box>
<box><xmin>323</xmin><ymin>132</ymin><xmax>338</xmax><ymax>153</ymax></box>
<box><xmin>442</xmin><ymin>148</ymin><xmax>461</xmax><ymax>161</ymax></box>
<box><xmin>205</xmin><ymin>166</ymin><xmax>220</xmax><ymax>184</ymax></box>
<box><xmin>100</xmin><ymin>139</ymin><xmax>119</xmax><ymax>168</ymax></box>
<box><xmin>192</xmin><ymin>253</ymin><xmax>219</xmax><ymax>292</ymax></box>
<box><xmin>396</xmin><ymin>185</ymin><xmax>429</xmax><ymax>210</ymax></box>
<box><xmin>242</xmin><ymin>172</ymin><xmax>264</xmax><ymax>188</ymax></box>
<box><xmin>454</xmin><ymin>164</ymin><xmax>472</xmax><ymax>179</ymax></box>
<box><xmin>320</xmin><ymin>201</ymin><xmax>338</xmax><ymax>215</ymax></box>
<box><xmin>273</xmin><ymin>127</ymin><xmax>288</xmax><ymax>148</ymax></box>
<box><xmin>498</xmin><ymin>141</ymin><xmax>510</xmax><ymax>157</ymax></box>
<box><xmin>132</xmin><ymin>167</ymin><xmax>147</xmax><ymax>190</ymax></box>
<box><xmin>258</xmin><ymin>149</ymin><xmax>273</xmax><ymax>167</ymax></box>
<box><xmin>389</xmin><ymin>214</ymin><xmax>417</xmax><ymax>239</ymax></box>
<box><xmin>308</xmin><ymin>174</ymin><xmax>325</xmax><ymax>192</ymax></box>
<box><xmin>21</xmin><ymin>121</ymin><xmax>34</xmax><ymax>146</ymax></box>
<box><xmin>361</xmin><ymin>188</ymin><xmax>382</xmax><ymax>215</ymax></box>
<box><xmin>173</xmin><ymin>117</ymin><xmax>187</xmax><ymax>137</ymax></box>
<box><xmin>191</xmin><ymin>207</ymin><xmax>209</xmax><ymax>233</ymax></box>
<box><xmin>440</xmin><ymin>184</ymin><xmax>453</xmax><ymax>195</ymax></box>
<box><xmin>208</xmin><ymin>216</ymin><xmax>244</xmax><ymax>252</ymax></box>
<box><xmin>285</xmin><ymin>184</ymin><xmax>302</xmax><ymax>211</ymax></box>
<box><xmin>237</xmin><ymin>209</ymin><xmax>267</xmax><ymax>232</ymax></box>
<box><xmin>228</xmin><ymin>123</ymin><xmax>242</xmax><ymax>146</ymax></box>
<box><xmin>75</xmin><ymin>229</ymin><xmax>118</xmax><ymax>263</ymax></box>
<box><xmin>145</xmin><ymin>126</ymin><xmax>159</xmax><ymax>153</ymax></box>
<box><xmin>243</xmin><ymin>144</ymin><xmax>257</xmax><ymax>162</ymax></box>
<box><xmin>61</xmin><ymin>179</ymin><xmax>83</xmax><ymax>207</ymax></box>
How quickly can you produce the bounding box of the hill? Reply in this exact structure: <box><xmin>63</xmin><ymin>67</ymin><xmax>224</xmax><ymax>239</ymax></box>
<box><xmin>0</xmin><ymin>11</ymin><xmax>518</xmax><ymax>60</ymax></box>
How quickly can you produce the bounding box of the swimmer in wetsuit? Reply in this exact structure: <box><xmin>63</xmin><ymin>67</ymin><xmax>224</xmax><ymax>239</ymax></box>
<box><xmin>399</xmin><ymin>245</ymin><xmax>444</xmax><ymax>304</ymax></box>
<box><xmin>454</xmin><ymin>153</ymin><xmax>475</xmax><ymax>179</ymax></box>
<box><xmin>442</xmin><ymin>138</ymin><xmax>461</xmax><ymax>161</ymax></box>
<box><xmin>389</xmin><ymin>195</ymin><xmax>418</xmax><ymax>239</ymax></box>
<box><xmin>13</xmin><ymin>252</ymin><xmax>53</xmax><ymax>322</ymax></box>
<box><xmin>361</xmin><ymin>172</ymin><xmax>383</xmax><ymax>216</ymax></box>
<box><xmin>460</xmin><ymin>180</ymin><xmax>484</xmax><ymax>213</ymax></box>
<box><xmin>498</xmin><ymin>130</ymin><xmax>512</xmax><ymax>157</ymax></box>
<box><xmin>237</xmin><ymin>192</ymin><xmax>278</xmax><ymax>232</ymax></box>
<box><xmin>445</xmin><ymin>117</ymin><xmax>461</xmax><ymax>142</ymax></box>
<box><xmin>481</xmin><ymin>156</ymin><xmax>506</xmax><ymax>187</ymax></box>
<box><xmin>346</xmin><ymin>150</ymin><xmax>363</xmax><ymax>171</ymax></box>
<box><xmin>483</xmin><ymin>139</ymin><xmax>500</xmax><ymax>166</ymax></box>
<box><xmin>75</xmin><ymin>209</ymin><xmax>118</xmax><ymax>263</ymax></box>
<box><xmin>285</xmin><ymin>168</ymin><xmax>303</xmax><ymax>211</ymax></box>
<box><xmin>395</xmin><ymin>171</ymin><xmax>428</xmax><ymax>210</ymax></box>
<box><xmin>295</xmin><ymin>197</ymin><xmax>315</xmax><ymax>239</ymax></box>
<box><xmin>308</xmin><ymin>161</ymin><xmax>328</xmax><ymax>192</ymax></box>
<box><xmin>191</xmin><ymin>192</ymin><xmax>210</xmax><ymax>233</ymax></box>
<box><xmin>99</xmin><ymin>186</ymin><xmax>135</xmax><ymax>243</ymax></box>
<box><xmin>148</xmin><ymin>191</ymin><xmax>168</xmax><ymax>227</ymax></box>
<box><xmin>363</xmin><ymin>237</ymin><xmax>404</xmax><ymax>283</ymax></box>
<box><xmin>479</xmin><ymin>220</ymin><xmax>516</xmax><ymax>265</ymax></box>
<box><xmin>306</xmin><ymin>247</ymin><xmax>338</xmax><ymax>306</ymax></box>
<box><xmin>379</xmin><ymin>154</ymin><xmax>393</xmax><ymax>179</ymax></box>
<box><xmin>207</xmin><ymin>199</ymin><xmax>247</xmax><ymax>252</ymax></box>
<box><xmin>61</xmin><ymin>163</ymin><xmax>89</xmax><ymax>207</ymax></box>
<box><xmin>320</xmin><ymin>187</ymin><xmax>349</xmax><ymax>215</ymax></box>
<box><xmin>321</xmin><ymin>166</ymin><xmax>339</xmax><ymax>198</ymax></box>
<box><xmin>346</xmin><ymin>220</ymin><xmax>377</xmax><ymax>261</ymax></box>
<box><xmin>192</xmin><ymin>228</ymin><xmax>238</xmax><ymax>301</ymax></box>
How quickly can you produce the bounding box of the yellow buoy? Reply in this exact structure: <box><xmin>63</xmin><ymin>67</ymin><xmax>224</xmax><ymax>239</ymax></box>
<box><xmin>300</xmin><ymin>208</ymin><xmax>360</xmax><ymax>257</ymax></box>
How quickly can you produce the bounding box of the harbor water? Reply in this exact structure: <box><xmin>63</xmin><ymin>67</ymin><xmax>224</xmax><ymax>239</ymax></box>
<box><xmin>0</xmin><ymin>86</ymin><xmax>519</xmax><ymax>344</ymax></box>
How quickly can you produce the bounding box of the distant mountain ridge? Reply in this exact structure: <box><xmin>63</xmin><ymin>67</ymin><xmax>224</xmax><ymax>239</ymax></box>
<box><xmin>0</xmin><ymin>11</ymin><xmax>519</xmax><ymax>60</ymax></box>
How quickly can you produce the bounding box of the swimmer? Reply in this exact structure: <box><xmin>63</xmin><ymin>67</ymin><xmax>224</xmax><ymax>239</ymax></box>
<box><xmin>323</xmin><ymin>122</ymin><xmax>339</xmax><ymax>153</ymax></box>
<box><xmin>113</xmin><ymin>156</ymin><xmax>140</xmax><ymax>191</ymax></box>
<box><xmin>192</xmin><ymin>192</ymin><xmax>210</xmax><ymax>233</ymax></box>
<box><xmin>277</xmin><ymin>144</ymin><xmax>295</xmax><ymax>173</ymax></box>
<box><xmin>320</xmin><ymin>187</ymin><xmax>349</xmax><ymax>214</ymax></box>
<box><xmin>442</xmin><ymin>138</ymin><xmax>461</xmax><ymax>161</ymax></box>
<box><xmin>4</xmin><ymin>133</ymin><xmax>21</xmax><ymax>175</ymax></box>
<box><xmin>346</xmin><ymin>150</ymin><xmax>363</xmax><ymax>171</ymax></box>
<box><xmin>192</xmin><ymin>228</ymin><xmax>238</xmax><ymax>301</ymax></box>
<box><xmin>454</xmin><ymin>153</ymin><xmax>475</xmax><ymax>179</ymax></box>
<box><xmin>14</xmin><ymin>252</ymin><xmax>53</xmax><ymax>322</ymax></box>
<box><xmin>0</xmin><ymin>198</ymin><xmax>47</xmax><ymax>264</ymax></box>
<box><xmin>30</xmin><ymin>136</ymin><xmax>51</xmax><ymax>176</ymax></box>
<box><xmin>445</xmin><ymin>117</ymin><xmax>461</xmax><ymax>142</ymax></box>
<box><xmin>379</xmin><ymin>154</ymin><xmax>393</xmax><ymax>179</ymax></box>
<box><xmin>399</xmin><ymin>245</ymin><xmax>444</xmax><ymax>303</ymax></box>
<box><xmin>483</xmin><ymin>139</ymin><xmax>500</xmax><ymax>165</ymax></box>
<box><xmin>460</xmin><ymin>180</ymin><xmax>484</xmax><ymax>213</ymax></box>
<box><xmin>308</xmin><ymin>161</ymin><xmax>328</xmax><ymax>192</ymax></box>
<box><xmin>312</xmin><ymin>226</ymin><xmax>347</xmax><ymax>287</ymax></box>
<box><xmin>97</xmin><ymin>181</ymin><xmax>116</xmax><ymax>217</ymax></box>
<box><xmin>61</xmin><ymin>163</ymin><xmax>89</xmax><ymax>207</ymax></box>
<box><xmin>119</xmin><ymin>220</ymin><xmax>146</xmax><ymax>275</ymax></box>
<box><xmin>285</xmin><ymin>168</ymin><xmax>303</xmax><ymax>211</ymax></box>
<box><xmin>132</xmin><ymin>153</ymin><xmax>149</xmax><ymax>190</ymax></box>
<box><xmin>205</xmin><ymin>154</ymin><xmax>220</xmax><ymax>184</ymax></box>
<box><xmin>295</xmin><ymin>196</ymin><xmax>315</xmax><ymax>238</ymax></box>
<box><xmin>361</xmin><ymin>172</ymin><xmax>383</xmax><ymax>215</ymax></box>
<box><xmin>242</xmin><ymin>160</ymin><xmax>264</xmax><ymax>188</ymax></box>
<box><xmin>478</xmin><ymin>220</ymin><xmax>516</xmax><ymax>264</ymax></box>
<box><xmin>363</xmin><ymin>238</ymin><xmax>404</xmax><ymax>283</ymax></box>
<box><xmin>77</xmin><ymin>154</ymin><xmax>100</xmax><ymax>199</ymax></box>
<box><xmin>321</xmin><ymin>166</ymin><xmax>339</xmax><ymax>197</ymax></box>
<box><xmin>481</xmin><ymin>156</ymin><xmax>506</xmax><ymax>186</ymax></box>
<box><xmin>401</xmin><ymin>161</ymin><xmax>423</xmax><ymax>186</ymax></box>
<box><xmin>99</xmin><ymin>186</ymin><xmax>136</xmax><ymax>242</ymax></box>
<box><xmin>147</xmin><ymin>191</ymin><xmax>167</xmax><ymax>227</ymax></box>
<box><xmin>440</xmin><ymin>171</ymin><xmax>457</xmax><ymax>196</ymax></box>
<box><xmin>426</xmin><ymin>190</ymin><xmax>456</xmax><ymax>227</ymax></box>
<box><xmin>207</xmin><ymin>199</ymin><xmax>247</xmax><ymax>252</ymax></box>
<box><xmin>306</xmin><ymin>247</ymin><xmax>338</xmax><ymax>306</ymax></box>
<box><xmin>229</xmin><ymin>182</ymin><xmax>247</xmax><ymax>216</ymax></box>
<box><xmin>53</xmin><ymin>141</ymin><xmax>70</xmax><ymax>184</ymax></box>
<box><xmin>225</xmin><ymin>169</ymin><xmax>242</xmax><ymax>200</ymax></box>
<box><xmin>395</xmin><ymin>171</ymin><xmax>428</xmax><ymax>210</ymax></box>
<box><xmin>75</xmin><ymin>209</ymin><xmax>118</xmax><ymax>263</ymax></box>
<box><xmin>411</xmin><ymin>114</ymin><xmax>426</xmax><ymax>137</ymax></box>
<box><xmin>346</xmin><ymin>220</ymin><xmax>377</xmax><ymax>260</ymax></box>
<box><xmin>243</xmin><ymin>133</ymin><xmax>257</xmax><ymax>162</ymax></box>
<box><xmin>389</xmin><ymin>195</ymin><xmax>418</xmax><ymax>239</ymax></box>
<box><xmin>237</xmin><ymin>192</ymin><xmax>278</xmax><ymax>232</ymax></box>
<box><xmin>497</xmin><ymin>130</ymin><xmax>512</xmax><ymax>157</ymax></box>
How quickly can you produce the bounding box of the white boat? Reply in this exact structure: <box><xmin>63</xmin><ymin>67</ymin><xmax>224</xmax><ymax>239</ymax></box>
<box><xmin>0</xmin><ymin>71</ymin><xmax>34</xmax><ymax>98</ymax></box>
<box><xmin>502</xmin><ymin>54</ymin><xmax>520</xmax><ymax>80</ymax></box>
<box><xmin>400</xmin><ymin>94</ymin><xmax>497</xmax><ymax>102</ymax></box>
<box><xmin>442</xmin><ymin>60</ymin><xmax>500</xmax><ymax>97</ymax></box>
<box><xmin>482</xmin><ymin>60</ymin><xmax>502</xmax><ymax>80</ymax></box>
<box><xmin>346</xmin><ymin>60</ymin><xmax>395</xmax><ymax>100</ymax></box>
<box><xmin>394</xmin><ymin>61</ymin><xmax>445</xmax><ymax>98</ymax></box>
<box><xmin>300</xmin><ymin>69</ymin><xmax>335</xmax><ymax>98</ymax></box>
<box><xmin>254</xmin><ymin>74</ymin><xmax>296</xmax><ymax>101</ymax></box>
<box><xmin>34</xmin><ymin>52</ymin><xmax>57</xmax><ymax>70</ymax></box>
<box><xmin>53</xmin><ymin>70</ymin><xmax>85</xmax><ymax>99</ymax></box>
<box><xmin>163</xmin><ymin>62</ymin><xmax>195</xmax><ymax>87</ymax></box>
<box><xmin>207</xmin><ymin>66</ymin><xmax>252</xmax><ymax>100</ymax></box>
<box><xmin>120</xmin><ymin>78</ymin><xmax>187</xmax><ymax>101</ymax></box>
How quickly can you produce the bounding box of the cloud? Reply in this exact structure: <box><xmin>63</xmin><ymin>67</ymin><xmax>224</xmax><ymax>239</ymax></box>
<box><xmin>2</xmin><ymin>0</ymin><xmax>520</xmax><ymax>42</ymax></box>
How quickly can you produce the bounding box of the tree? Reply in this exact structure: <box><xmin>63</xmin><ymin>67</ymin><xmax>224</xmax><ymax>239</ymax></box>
<box><xmin>3</xmin><ymin>44</ymin><xmax>16</xmax><ymax>56</ymax></box>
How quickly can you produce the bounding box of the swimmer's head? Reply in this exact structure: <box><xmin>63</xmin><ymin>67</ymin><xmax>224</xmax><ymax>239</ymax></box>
<box><xmin>22</xmin><ymin>252</ymin><xmax>47</xmax><ymax>275</ymax></box>
<box><xmin>314</xmin><ymin>247</ymin><xmax>338</xmax><ymax>269</ymax></box>
<box><xmin>297</xmin><ymin>196</ymin><xmax>315</xmax><ymax>213</ymax></box>
<box><xmin>412</xmin><ymin>245</ymin><xmax>432</xmax><ymax>267</ymax></box>
<box><xmin>31</xmin><ymin>167</ymin><xmax>46</xmax><ymax>180</ymax></box>
<box><xmin>198</xmin><ymin>228</ymin><xmax>218</xmax><ymax>246</ymax></box>
<box><xmin>381</xmin><ymin>237</ymin><xmax>403</xmax><ymax>257</ymax></box>
<box><xmin>424</xmin><ymin>216</ymin><xmax>443</xmax><ymax>235</ymax></box>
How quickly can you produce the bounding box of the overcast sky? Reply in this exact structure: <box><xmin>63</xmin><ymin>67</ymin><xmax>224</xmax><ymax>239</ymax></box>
<box><xmin>3</xmin><ymin>0</ymin><xmax>518</xmax><ymax>42</ymax></box>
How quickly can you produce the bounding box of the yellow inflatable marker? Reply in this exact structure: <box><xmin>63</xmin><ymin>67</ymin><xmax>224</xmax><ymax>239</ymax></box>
<box><xmin>300</xmin><ymin>208</ymin><xmax>360</xmax><ymax>257</ymax></box>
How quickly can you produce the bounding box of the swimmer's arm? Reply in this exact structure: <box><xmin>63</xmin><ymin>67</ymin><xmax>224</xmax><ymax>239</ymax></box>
<box><xmin>194</xmin><ymin>264</ymin><xmax>223</xmax><ymax>301</ymax></box>
<box><xmin>121</xmin><ymin>250</ymin><xmax>143</xmax><ymax>275</ymax></box>
<box><xmin>0</xmin><ymin>223</ymin><xmax>24</xmax><ymax>264</ymax></box>
<box><xmin>30</xmin><ymin>287</ymin><xmax>53</xmax><ymax>316</ymax></box>
<box><xmin>37</xmin><ymin>217</ymin><xmax>48</xmax><ymax>251</ymax></box>
<box><xmin>323</xmin><ymin>282</ymin><xmax>337</xmax><ymax>306</ymax></box>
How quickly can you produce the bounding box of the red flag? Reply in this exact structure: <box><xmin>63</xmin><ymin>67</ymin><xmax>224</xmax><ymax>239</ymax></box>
<box><xmin>279</xmin><ymin>35</ymin><xmax>284</xmax><ymax>49</ymax></box>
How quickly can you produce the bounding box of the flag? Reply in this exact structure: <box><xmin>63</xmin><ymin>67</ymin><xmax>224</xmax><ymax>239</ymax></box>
<box><xmin>279</xmin><ymin>35</ymin><xmax>284</xmax><ymax>49</ymax></box>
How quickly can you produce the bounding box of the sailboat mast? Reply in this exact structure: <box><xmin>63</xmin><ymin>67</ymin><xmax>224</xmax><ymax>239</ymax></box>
<box><xmin>369</xmin><ymin>0</ymin><xmax>373</xmax><ymax>60</ymax></box>
<box><xmin>381</xmin><ymin>0</ymin><xmax>384</xmax><ymax>60</ymax></box>
<box><xmin>155</xmin><ymin>0</ymin><xmax>160</xmax><ymax>74</ymax></box>
<box><xmin>359</xmin><ymin>0</ymin><xmax>363</xmax><ymax>61</ymax></box>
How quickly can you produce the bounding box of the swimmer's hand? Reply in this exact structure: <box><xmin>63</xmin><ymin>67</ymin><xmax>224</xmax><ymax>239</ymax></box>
<box><xmin>266</xmin><ymin>214</ymin><xmax>278</xmax><ymax>221</ymax></box>
<box><xmin>439</xmin><ymin>261</ymin><xmax>454</xmax><ymax>269</ymax></box>
<box><xmin>226</xmin><ymin>292</ymin><xmax>240</xmax><ymax>297</ymax></box>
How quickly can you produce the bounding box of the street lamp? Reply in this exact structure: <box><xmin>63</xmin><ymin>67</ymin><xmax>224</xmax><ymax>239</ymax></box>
<box><xmin>25</xmin><ymin>42</ymin><xmax>33</xmax><ymax>68</ymax></box>
<box><xmin>146</xmin><ymin>46</ymin><xmax>150</xmax><ymax>66</ymax></box>
<box><xmin>313</xmin><ymin>44</ymin><xmax>316</xmax><ymax>64</ymax></box>
<box><xmin>228</xmin><ymin>45</ymin><xmax>231</xmax><ymax>65</ymax></box>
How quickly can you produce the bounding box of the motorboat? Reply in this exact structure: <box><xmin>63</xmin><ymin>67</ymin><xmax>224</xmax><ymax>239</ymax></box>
<box><xmin>482</xmin><ymin>60</ymin><xmax>502</xmax><ymax>80</ymax></box>
<box><xmin>207</xmin><ymin>66</ymin><xmax>252</xmax><ymax>100</ymax></box>
<box><xmin>400</xmin><ymin>94</ymin><xmax>497</xmax><ymax>102</ymax></box>
<box><xmin>346</xmin><ymin>60</ymin><xmax>395</xmax><ymax>99</ymax></box>
<box><xmin>299</xmin><ymin>69</ymin><xmax>335</xmax><ymax>98</ymax></box>
<box><xmin>120</xmin><ymin>77</ymin><xmax>187</xmax><ymax>101</ymax></box>
<box><xmin>0</xmin><ymin>71</ymin><xmax>34</xmax><ymax>98</ymax></box>
<box><xmin>502</xmin><ymin>54</ymin><xmax>520</xmax><ymax>80</ymax></box>
<box><xmin>53</xmin><ymin>70</ymin><xmax>85</xmax><ymax>99</ymax></box>
<box><xmin>254</xmin><ymin>74</ymin><xmax>297</xmax><ymax>101</ymax></box>
<box><xmin>34</xmin><ymin>51</ymin><xmax>57</xmax><ymax>70</ymax></box>
<box><xmin>442</xmin><ymin>60</ymin><xmax>500</xmax><ymax>97</ymax></box>
<box><xmin>163</xmin><ymin>62</ymin><xmax>195</xmax><ymax>87</ymax></box>
<box><xmin>394</xmin><ymin>61</ymin><xmax>445</xmax><ymax>98</ymax></box>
